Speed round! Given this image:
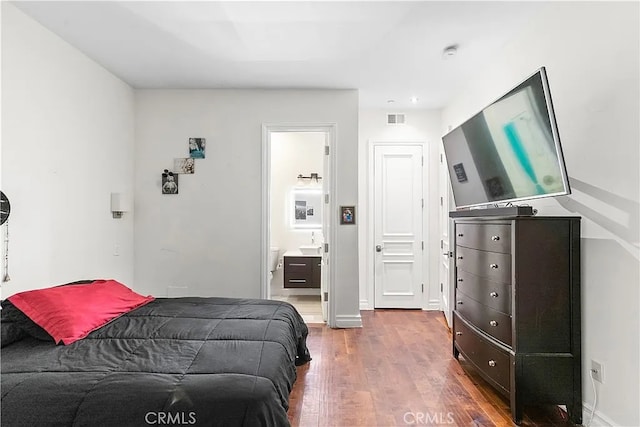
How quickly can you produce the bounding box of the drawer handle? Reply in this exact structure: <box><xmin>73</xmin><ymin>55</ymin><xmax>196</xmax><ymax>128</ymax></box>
<box><xmin>488</xmin><ymin>360</ymin><xmax>496</xmax><ymax>367</ymax></box>
<box><xmin>489</xmin><ymin>263</ymin><xmax>498</xmax><ymax>269</ymax></box>
<box><xmin>489</xmin><ymin>320</ymin><xmax>498</xmax><ymax>327</ymax></box>
<box><xmin>289</xmin><ymin>263</ymin><xmax>307</xmax><ymax>267</ymax></box>
<box><xmin>491</xmin><ymin>235</ymin><xmax>500</xmax><ymax>241</ymax></box>
<box><xmin>455</xmin><ymin>331</ymin><xmax>462</xmax><ymax>336</ymax></box>
<box><xmin>289</xmin><ymin>279</ymin><xmax>307</xmax><ymax>283</ymax></box>
<box><xmin>457</xmin><ymin>256</ymin><xmax>464</xmax><ymax>260</ymax></box>
<box><xmin>489</xmin><ymin>292</ymin><xmax>498</xmax><ymax>298</ymax></box>
<box><xmin>456</xmin><ymin>301</ymin><xmax>463</xmax><ymax>305</ymax></box>
<box><xmin>457</xmin><ymin>233</ymin><xmax>464</xmax><ymax>237</ymax></box>
<box><xmin>457</xmin><ymin>278</ymin><xmax>463</xmax><ymax>282</ymax></box>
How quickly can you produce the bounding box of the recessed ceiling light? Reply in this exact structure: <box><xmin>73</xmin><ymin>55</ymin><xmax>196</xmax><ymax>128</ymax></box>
<box><xmin>442</xmin><ymin>44</ymin><xmax>459</xmax><ymax>59</ymax></box>
<box><xmin>387</xmin><ymin>99</ymin><xmax>395</xmax><ymax>104</ymax></box>
<box><xmin>410</xmin><ymin>96</ymin><xmax>419</xmax><ymax>104</ymax></box>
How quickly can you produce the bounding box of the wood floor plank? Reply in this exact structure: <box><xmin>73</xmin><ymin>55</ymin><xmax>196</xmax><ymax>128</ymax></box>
<box><xmin>288</xmin><ymin>310</ymin><xmax>576</xmax><ymax>427</ymax></box>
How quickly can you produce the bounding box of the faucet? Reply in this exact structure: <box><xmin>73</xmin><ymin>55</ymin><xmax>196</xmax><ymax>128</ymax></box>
<box><xmin>311</xmin><ymin>231</ymin><xmax>315</xmax><ymax>245</ymax></box>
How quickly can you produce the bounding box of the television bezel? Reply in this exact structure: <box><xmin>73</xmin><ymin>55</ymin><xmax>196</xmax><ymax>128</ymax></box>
<box><xmin>442</xmin><ymin>66</ymin><xmax>571</xmax><ymax>210</ymax></box>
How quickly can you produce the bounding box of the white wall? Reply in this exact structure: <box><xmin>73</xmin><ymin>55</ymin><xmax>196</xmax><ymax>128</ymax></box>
<box><xmin>134</xmin><ymin>89</ymin><xmax>361</xmax><ymax>325</ymax></box>
<box><xmin>358</xmin><ymin>109</ymin><xmax>443</xmax><ymax>310</ymax></box>
<box><xmin>0</xmin><ymin>3</ymin><xmax>135</xmax><ymax>296</ymax></box>
<box><xmin>442</xmin><ymin>3</ymin><xmax>639</xmax><ymax>425</ymax></box>
<box><xmin>270</xmin><ymin>132</ymin><xmax>324</xmax><ymax>295</ymax></box>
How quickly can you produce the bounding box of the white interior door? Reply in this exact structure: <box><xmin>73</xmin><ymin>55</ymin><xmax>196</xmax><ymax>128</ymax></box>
<box><xmin>374</xmin><ymin>144</ymin><xmax>424</xmax><ymax>309</ymax></box>
<box><xmin>321</xmin><ymin>137</ymin><xmax>330</xmax><ymax>322</ymax></box>
<box><xmin>439</xmin><ymin>147</ymin><xmax>454</xmax><ymax>327</ymax></box>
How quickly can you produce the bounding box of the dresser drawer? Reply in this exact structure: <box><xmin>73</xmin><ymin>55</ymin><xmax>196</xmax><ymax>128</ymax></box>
<box><xmin>455</xmin><ymin>291</ymin><xmax>512</xmax><ymax>346</ymax></box>
<box><xmin>456</xmin><ymin>247</ymin><xmax>511</xmax><ymax>284</ymax></box>
<box><xmin>454</xmin><ymin>313</ymin><xmax>511</xmax><ymax>394</ymax></box>
<box><xmin>456</xmin><ymin>270</ymin><xmax>512</xmax><ymax>315</ymax></box>
<box><xmin>456</xmin><ymin>223</ymin><xmax>511</xmax><ymax>254</ymax></box>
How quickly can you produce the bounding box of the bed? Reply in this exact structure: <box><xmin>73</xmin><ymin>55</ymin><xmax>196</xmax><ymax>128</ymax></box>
<box><xmin>1</xmin><ymin>282</ymin><xmax>311</xmax><ymax>427</ymax></box>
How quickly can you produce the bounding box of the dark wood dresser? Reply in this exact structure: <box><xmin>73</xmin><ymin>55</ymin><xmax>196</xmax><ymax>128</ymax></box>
<box><xmin>451</xmin><ymin>215</ymin><xmax>581</xmax><ymax>424</ymax></box>
<box><xmin>283</xmin><ymin>255</ymin><xmax>321</xmax><ymax>288</ymax></box>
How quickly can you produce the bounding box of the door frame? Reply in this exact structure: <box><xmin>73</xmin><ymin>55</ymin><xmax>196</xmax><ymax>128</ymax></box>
<box><xmin>261</xmin><ymin>123</ymin><xmax>337</xmax><ymax>327</ymax></box>
<box><xmin>438</xmin><ymin>144</ymin><xmax>455</xmax><ymax>327</ymax></box>
<box><xmin>365</xmin><ymin>140</ymin><xmax>429</xmax><ymax>310</ymax></box>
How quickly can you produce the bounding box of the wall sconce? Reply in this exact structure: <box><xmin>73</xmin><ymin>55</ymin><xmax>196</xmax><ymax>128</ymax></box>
<box><xmin>296</xmin><ymin>173</ymin><xmax>322</xmax><ymax>185</ymax></box>
<box><xmin>110</xmin><ymin>193</ymin><xmax>129</xmax><ymax>219</ymax></box>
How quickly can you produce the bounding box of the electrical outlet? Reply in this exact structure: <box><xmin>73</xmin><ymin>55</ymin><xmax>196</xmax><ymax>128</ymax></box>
<box><xmin>591</xmin><ymin>360</ymin><xmax>604</xmax><ymax>383</ymax></box>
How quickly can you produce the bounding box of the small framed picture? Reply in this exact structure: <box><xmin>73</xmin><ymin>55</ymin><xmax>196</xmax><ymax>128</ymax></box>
<box><xmin>340</xmin><ymin>206</ymin><xmax>355</xmax><ymax>225</ymax></box>
<box><xmin>189</xmin><ymin>138</ymin><xmax>206</xmax><ymax>159</ymax></box>
<box><xmin>174</xmin><ymin>158</ymin><xmax>195</xmax><ymax>174</ymax></box>
<box><xmin>161</xmin><ymin>170</ymin><xmax>179</xmax><ymax>194</ymax></box>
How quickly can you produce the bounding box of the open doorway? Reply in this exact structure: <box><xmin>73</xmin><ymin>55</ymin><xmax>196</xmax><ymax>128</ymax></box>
<box><xmin>261</xmin><ymin>124</ymin><xmax>335</xmax><ymax>325</ymax></box>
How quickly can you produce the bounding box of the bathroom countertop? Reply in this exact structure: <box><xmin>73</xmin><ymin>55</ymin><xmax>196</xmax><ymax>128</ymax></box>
<box><xmin>283</xmin><ymin>250</ymin><xmax>322</xmax><ymax>257</ymax></box>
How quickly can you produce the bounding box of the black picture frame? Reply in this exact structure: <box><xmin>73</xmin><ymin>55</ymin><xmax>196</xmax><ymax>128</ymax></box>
<box><xmin>161</xmin><ymin>170</ymin><xmax>179</xmax><ymax>194</ymax></box>
<box><xmin>340</xmin><ymin>206</ymin><xmax>355</xmax><ymax>225</ymax></box>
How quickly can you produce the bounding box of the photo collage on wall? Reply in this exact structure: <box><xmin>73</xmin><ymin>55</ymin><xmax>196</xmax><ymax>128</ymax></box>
<box><xmin>161</xmin><ymin>137</ymin><xmax>207</xmax><ymax>194</ymax></box>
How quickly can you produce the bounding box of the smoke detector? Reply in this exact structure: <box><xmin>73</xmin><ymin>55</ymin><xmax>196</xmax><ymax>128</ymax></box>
<box><xmin>442</xmin><ymin>44</ymin><xmax>458</xmax><ymax>59</ymax></box>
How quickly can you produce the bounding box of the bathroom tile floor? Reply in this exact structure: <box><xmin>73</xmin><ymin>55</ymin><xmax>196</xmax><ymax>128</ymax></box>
<box><xmin>272</xmin><ymin>295</ymin><xmax>324</xmax><ymax>324</ymax></box>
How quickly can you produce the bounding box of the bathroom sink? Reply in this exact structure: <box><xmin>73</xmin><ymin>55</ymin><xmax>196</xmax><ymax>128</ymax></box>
<box><xmin>299</xmin><ymin>245</ymin><xmax>322</xmax><ymax>255</ymax></box>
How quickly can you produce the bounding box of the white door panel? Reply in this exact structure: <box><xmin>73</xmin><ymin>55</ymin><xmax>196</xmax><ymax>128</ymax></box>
<box><xmin>322</xmin><ymin>138</ymin><xmax>330</xmax><ymax>322</ymax></box>
<box><xmin>374</xmin><ymin>144</ymin><xmax>423</xmax><ymax>309</ymax></box>
<box><xmin>439</xmin><ymin>147</ymin><xmax>454</xmax><ymax>327</ymax></box>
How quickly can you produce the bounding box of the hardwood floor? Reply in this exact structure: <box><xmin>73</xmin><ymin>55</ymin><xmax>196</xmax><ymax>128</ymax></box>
<box><xmin>288</xmin><ymin>310</ymin><xmax>576</xmax><ymax>427</ymax></box>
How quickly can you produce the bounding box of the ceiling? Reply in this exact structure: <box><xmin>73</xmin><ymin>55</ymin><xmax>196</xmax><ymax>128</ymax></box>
<box><xmin>11</xmin><ymin>1</ymin><xmax>547</xmax><ymax>109</ymax></box>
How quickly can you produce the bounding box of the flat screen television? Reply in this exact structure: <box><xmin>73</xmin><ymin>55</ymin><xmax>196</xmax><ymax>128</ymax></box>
<box><xmin>442</xmin><ymin>67</ymin><xmax>570</xmax><ymax>210</ymax></box>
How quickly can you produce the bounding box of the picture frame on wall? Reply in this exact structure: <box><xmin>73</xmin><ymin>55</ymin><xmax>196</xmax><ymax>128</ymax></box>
<box><xmin>161</xmin><ymin>170</ymin><xmax>179</xmax><ymax>194</ymax></box>
<box><xmin>174</xmin><ymin>158</ymin><xmax>195</xmax><ymax>174</ymax></box>
<box><xmin>340</xmin><ymin>206</ymin><xmax>355</xmax><ymax>225</ymax></box>
<box><xmin>189</xmin><ymin>138</ymin><xmax>206</xmax><ymax>159</ymax></box>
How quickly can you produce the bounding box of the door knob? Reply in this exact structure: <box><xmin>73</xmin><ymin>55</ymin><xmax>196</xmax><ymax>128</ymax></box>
<box><xmin>376</xmin><ymin>245</ymin><xmax>383</xmax><ymax>252</ymax></box>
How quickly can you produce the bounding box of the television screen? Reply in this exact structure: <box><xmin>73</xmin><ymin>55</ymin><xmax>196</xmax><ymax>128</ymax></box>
<box><xmin>442</xmin><ymin>67</ymin><xmax>570</xmax><ymax>209</ymax></box>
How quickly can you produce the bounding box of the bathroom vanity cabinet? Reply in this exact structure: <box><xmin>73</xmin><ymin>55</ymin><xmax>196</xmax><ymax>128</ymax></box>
<box><xmin>283</xmin><ymin>254</ymin><xmax>321</xmax><ymax>288</ymax></box>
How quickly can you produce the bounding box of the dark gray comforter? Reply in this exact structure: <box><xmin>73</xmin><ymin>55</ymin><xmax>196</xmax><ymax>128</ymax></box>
<box><xmin>1</xmin><ymin>297</ymin><xmax>311</xmax><ymax>427</ymax></box>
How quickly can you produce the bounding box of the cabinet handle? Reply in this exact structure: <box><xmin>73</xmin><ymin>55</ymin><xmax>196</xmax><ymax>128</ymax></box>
<box><xmin>491</xmin><ymin>235</ymin><xmax>500</xmax><ymax>241</ymax></box>
<box><xmin>289</xmin><ymin>279</ymin><xmax>307</xmax><ymax>283</ymax></box>
<box><xmin>457</xmin><ymin>233</ymin><xmax>464</xmax><ymax>237</ymax></box>
<box><xmin>289</xmin><ymin>263</ymin><xmax>307</xmax><ymax>267</ymax></box>
<box><xmin>489</xmin><ymin>263</ymin><xmax>498</xmax><ymax>269</ymax></box>
<box><xmin>489</xmin><ymin>320</ymin><xmax>498</xmax><ymax>327</ymax></box>
<box><xmin>457</xmin><ymin>256</ymin><xmax>464</xmax><ymax>260</ymax></box>
<box><xmin>488</xmin><ymin>360</ymin><xmax>496</xmax><ymax>367</ymax></box>
<box><xmin>457</xmin><ymin>278</ymin><xmax>463</xmax><ymax>282</ymax></box>
<box><xmin>455</xmin><ymin>331</ymin><xmax>462</xmax><ymax>336</ymax></box>
<box><xmin>456</xmin><ymin>301</ymin><xmax>463</xmax><ymax>305</ymax></box>
<box><xmin>489</xmin><ymin>292</ymin><xmax>498</xmax><ymax>298</ymax></box>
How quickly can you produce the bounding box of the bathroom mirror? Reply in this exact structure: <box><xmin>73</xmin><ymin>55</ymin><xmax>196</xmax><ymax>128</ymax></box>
<box><xmin>291</xmin><ymin>187</ymin><xmax>322</xmax><ymax>229</ymax></box>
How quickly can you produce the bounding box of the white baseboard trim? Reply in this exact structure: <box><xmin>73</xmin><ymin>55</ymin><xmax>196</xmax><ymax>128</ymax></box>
<box><xmin>581</xmin><ymin>402</ymin><xmax>615</xmax><ymax>427</ymax></box>
<box><xmin>426</xmin><ymin>299</ymin><xmax>440</xmax><ymax>311</ymax></box>
<box><xmin>360</xmin><ymin>299</ymin><xmax>373</xmax><ymax>310</ymax></box>
<box><xmin>335</xmin><ymin>314</ymin><xmax>363</xmax><ymax>328</ymax></box>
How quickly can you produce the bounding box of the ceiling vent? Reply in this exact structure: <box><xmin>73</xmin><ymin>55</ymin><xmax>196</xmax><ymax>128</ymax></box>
<box><xmin>387</xmin><ymin>113</ymin><xmax>405</xmax><ymax>125</ymax></box>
